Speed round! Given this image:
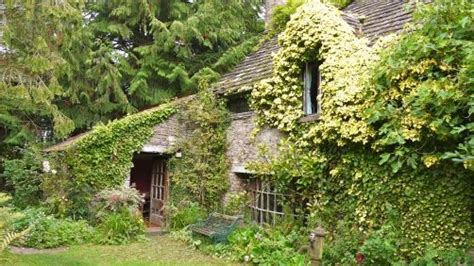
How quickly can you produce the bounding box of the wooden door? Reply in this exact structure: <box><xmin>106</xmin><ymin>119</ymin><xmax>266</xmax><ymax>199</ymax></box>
<box><xmin>150</xmin><ymin>159</ymin><xmax>168</xmax><ymax>227</ymax></box>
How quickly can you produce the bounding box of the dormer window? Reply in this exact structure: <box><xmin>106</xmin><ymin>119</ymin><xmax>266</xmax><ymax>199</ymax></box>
<box><xmin>303</xmin><ymin>62</ymin><xmax>321</xmax><ymax>116</ymax></box>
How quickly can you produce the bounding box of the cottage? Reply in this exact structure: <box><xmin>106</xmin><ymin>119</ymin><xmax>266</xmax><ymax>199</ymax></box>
<box><xmin>46</xmin><ymin>0</ymin><xmax>418</xmax><ymax>227</ymax></box>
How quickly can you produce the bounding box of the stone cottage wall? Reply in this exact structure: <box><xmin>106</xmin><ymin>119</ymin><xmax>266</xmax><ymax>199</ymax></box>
<box><xmin>143</xmin><ymin>114</ymin><xmax>187</xmax><ymax>153</ymax></box>
<box><xmin>143</xmin><ymin>110</ymin><xmax>283</xmax><ymax>200</ymax></box>
<box><xmin>226</xmin><ymin>112</ymin><xmax>283</xmax><ymax>195</ymax></box>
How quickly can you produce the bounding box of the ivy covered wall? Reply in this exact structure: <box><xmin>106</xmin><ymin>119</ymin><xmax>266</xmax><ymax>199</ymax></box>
<box><xmin>250</xmin><ymin>0</ymin><xmax>473</xmax><ymax>259</ymax></box>
<box><xmin>48</xmin><ymin>103</ymin><xmax>177</xmax><ymax>216</ymax></box>
<box><xmin>170</xmin><ymin>89</ymin><xmax>231</xmax><ymax>211</ymax></box>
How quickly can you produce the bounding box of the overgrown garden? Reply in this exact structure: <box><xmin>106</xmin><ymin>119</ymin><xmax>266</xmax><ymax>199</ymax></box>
<box><xmin>0</xmin><ymin>0</ymin><xmax>263</xmax><ymax>258</ymax></box>
<box><xmin>0</xmin><ymin>0</ymin><xmax>473</xmax><ymax>265</ymax></box>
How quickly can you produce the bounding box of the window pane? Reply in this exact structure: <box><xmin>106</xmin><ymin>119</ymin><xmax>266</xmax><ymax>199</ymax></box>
<box><xmin>303</xmin><ymin>62</ymin><xmax>320</xmax><ymax>115</ymax></box>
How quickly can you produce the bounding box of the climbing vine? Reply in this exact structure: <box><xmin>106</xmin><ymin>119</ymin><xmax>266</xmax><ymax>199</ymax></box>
<box><xmin>59</xmin><ymin>103</ymin><xmax>176</xmax><ymax>216</ymax></box>
<box><xmin>249</xmin><ymin>0</ymin><xmax>473</xmax><ymax>260</ymax></box>
<box><xmin>251</xmin><ymin>1</ymin><xmax>377</xmax><ymax>146</ymax></box>
<box><xmin>170</xmin><ymin>87</ymin><xmax>230</xmax><ymax>210</ymax></box>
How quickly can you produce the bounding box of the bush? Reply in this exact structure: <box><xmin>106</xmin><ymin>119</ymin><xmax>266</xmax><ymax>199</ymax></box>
<box><xmin>223</xmin><ymin>191</ymin><xmax>250</xmax><ymax>216</ymax></box>
<box><xmin>358</xmin><ymin>224</ymin><xmax>400</xmax><ymax>265</ymax></box>
<box><xmin>13</xmin><ymin>208</ymin><xmax>93</xmax><ymax>249</ymax></box>
<box><xmin>91</xmin><ymin>186</ymin><xmax>146</xmax><ymax>245</ymax></box>
<box><xmin>324</xmin><ymin>216</ymin><xmax>473</xmax><ymax>265</ymax></box>
<box><xmin>168</xmin><ymin>201</ymin><xmax>206</xmax><ymax>230</ymax></box>
<box><xmin>90</xmin><ymin>186</ymin><xmax>144</xmax><ymax>224</ymax></box>
<box><xmin>2</xmin><ymin>147</ymin><xmax>43</xmax><ymax>208</ymax></box>
<box><xmin>412</xmin><ymin>248</ymin><xmax>473</xmax><ymax>265</ymax></box>
<box><xmin>94</xmin><ymin>209</ymin><xmax>145</xmax><ymax>245</ymax></box>
<box><xmin>226</xmin><ymin>225</ymin><xmax>308</xmax><ymax>265</ymax></box>
<box><xmin>323</xmin><ymin>220</ymin><xmax>364</xmax><ymax>264</ymax></box>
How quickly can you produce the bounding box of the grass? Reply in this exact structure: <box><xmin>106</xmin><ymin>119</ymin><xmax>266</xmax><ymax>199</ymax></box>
<box><xmin>0</xmin><ymin>235</ymin><xmax>238</xmax><ymax>266</ymax></box>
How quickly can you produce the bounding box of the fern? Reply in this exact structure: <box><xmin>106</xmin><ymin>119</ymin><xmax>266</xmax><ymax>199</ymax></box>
<box><xmin>0</xmin><ymin>228</ymin><xmax>30</xmax><ymax>252</ymax></box>
<box><xmin>0</xmin><ymin>193</ymin><xmax>27</xmax><ymax>252</ymax></box>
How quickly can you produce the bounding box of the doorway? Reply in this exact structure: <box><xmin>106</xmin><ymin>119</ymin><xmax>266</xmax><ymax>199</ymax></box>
<box><xmin>149</xmin><ymin>159</ymin><xmax>168</xmax><ymax>227</ymax></box>
<box><xmin>130</xmin><ymin>154</ymin><xmax>169</xmax><ymax>227</ymax></box>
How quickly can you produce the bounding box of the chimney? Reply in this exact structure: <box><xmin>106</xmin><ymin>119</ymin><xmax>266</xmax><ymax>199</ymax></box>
<box><xmin>265</xmin><ymin>0</ymin><xmax>287</xmax><ymax>27</ymax></box>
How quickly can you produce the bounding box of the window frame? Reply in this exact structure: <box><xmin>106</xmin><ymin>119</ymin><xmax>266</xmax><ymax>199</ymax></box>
<box><xmin>301</xmin><ymin>61</ymin><xmax>322</xmax><ymax>122</ymax></box>
<box><xmin>247</xmin><ymin>179</ymin><xmax>286</xmax><ymax>225</ymax></box>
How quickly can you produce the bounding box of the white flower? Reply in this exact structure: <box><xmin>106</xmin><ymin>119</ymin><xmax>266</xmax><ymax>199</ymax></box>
<box><xmin>244</xmin><ymin>255</ymin><xmax>250</xmax><ymax>262</ymax></box>
<box><xmin>51</xmin><ymin>169</ymin><xmax>57</xmax><ymax>174</ymax></box>
<box><xmin>42</xmin><ymin>161</ymin><xmax>51</xmax><ymax>173</ymax></box>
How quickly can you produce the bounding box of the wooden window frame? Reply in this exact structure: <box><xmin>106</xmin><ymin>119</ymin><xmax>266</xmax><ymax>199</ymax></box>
<box><xmin>248</xmin><ymin>179</ymin><xmax>286</xmax><ymax>225</ymax></box>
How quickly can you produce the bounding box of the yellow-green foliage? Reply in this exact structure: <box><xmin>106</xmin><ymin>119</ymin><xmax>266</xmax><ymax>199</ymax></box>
<box><xmin>252</xmin><ymin>1</ymin><xmax>376</xmax><ymax>146</ymax></box>
<box><xmin>0</xmin><ymin>193</ymin><xmax>26</xmax><ymax>251</ymax></box>
<box><xmin>250</xmin><ymin>0</ymin><xmax>473</xmax><ymax>259</ymax></box>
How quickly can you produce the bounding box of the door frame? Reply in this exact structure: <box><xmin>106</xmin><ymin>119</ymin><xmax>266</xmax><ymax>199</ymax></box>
<box><xmin>149</xmin><ymin>157</ymin><xmax>169</xmax><ymax>227</ymax></box>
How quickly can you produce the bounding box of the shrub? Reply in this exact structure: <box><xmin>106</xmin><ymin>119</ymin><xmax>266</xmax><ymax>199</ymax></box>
<box><xmin>12</xmin><ymin>208</ymin><xmax>93</xmax><ymax>249</ymax></box>
<box><xmin>227</xmin><ymin>225</ymin><xmax>308</xmax><ymax>265</ymax></box>
<box><xmin>94</xmin><ymin>209</ymin><xmax>146</xmax><ymax>245</ymax></box>
<box><xmin>90</xmin><ymin>186</ymin><xmax>144</xmax><ymax>224</ymax></box>
<box><xmin>91</xmin><ymin>186</ymin><xmax>146</xmax><ymax>245</ymax></box>
<box><xmin>412</xmin><ymin>248</ymin><xmax>473</xmax><ymax>265</ymax></box>
<box><xmin>223</xmin><ymin>191</ymin><xmax>250</xmax><ymax>216</ymax></box>
<box><xmin>2</xmin><ymin>147</ymin><xmax>43</xmax><ymax>208</ymax></box>
<box><xmin>168</xmin><ymin>201</ymin><xmax>206</xmax><ymax>230</ymax></box>
<box><xmin>358</xmin><ymin>225</ymin><xmax>400</xmax><ymax>265</ymax></box>
<box><xmin>323</xmin><ymin>220</ymin><xmax>364</xmax><ymax>264</ymax></box>
<box><xmin>324</xmin><ymin>215</ymin><xmax>473</xmax><ymax>265</ymax></box>
<box><xmin>40</xmin><ymin>153</ymin><xmax>74</xmax><ymax>217</ymax></box>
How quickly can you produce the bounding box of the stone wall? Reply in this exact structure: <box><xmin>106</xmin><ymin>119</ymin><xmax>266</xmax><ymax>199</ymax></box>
<box><xmin>143</xmin><ymin>109</ymin><xmax>283</xmax><ymax>199</ymax></box>
<box><xmin>226</xmin><ymin>112</ymin><xmax>283</xmax><ymax>195</ymax></box>
<box><xmin>143</xmin><ymin>114</ymin><xmax>187</xmax><ymax>153</ymax></box>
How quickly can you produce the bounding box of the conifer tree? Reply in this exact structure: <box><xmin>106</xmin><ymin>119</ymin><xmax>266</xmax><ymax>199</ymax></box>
<box><xmin>0</xmin><ymin>0</ymin><xmax>264</xmax><ymax>145</ymax></box>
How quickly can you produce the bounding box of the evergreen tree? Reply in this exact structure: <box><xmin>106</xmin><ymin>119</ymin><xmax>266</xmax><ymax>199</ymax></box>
<box><xmin>0</xmin><ymin>0</ymin><xmax>264</xmax><ymax>144</ymax></box>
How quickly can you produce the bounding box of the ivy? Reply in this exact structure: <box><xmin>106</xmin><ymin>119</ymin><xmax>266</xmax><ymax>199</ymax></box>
<box><xmin>251</xmin><ymin>1</ymin><xmax>377</xmax><ymax>146</ymax></box>
<box><xmin>170</xmin><ymin>88</ymin><xmax>230</xmax><ymax>210</ymax></box>
<box><xmin>60</xmin><ymin>103</ymin><xmax>176</xmax><ymax>216</ymax></box>
<box><xmin>269</xmin><ymin>0</ymin><xmax>353</xmax><ymax>35</ymax></box>
<box><xmin>249</xmin><ymin>0</ymin><xmax>473</xmax><ymax>260</ymax></box>
<box><xmin>363</xmin><ymin>0</ymin><xmax>474</xmax><ymax>171</ymax></box>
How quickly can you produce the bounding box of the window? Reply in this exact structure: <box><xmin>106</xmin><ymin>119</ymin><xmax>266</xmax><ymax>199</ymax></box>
<box><xmin>227</xmin><ymin>94</ymin><xmax>250</xmax><ymax>114</ymax></box>
<box><xmin>247</xmin><ymin>179</ymin><xmax>285</xmax><ymax>225</ymax></box>
<box><xmin>303</xmin><ymin>62</ymin><xmax>321</xmax><ymax>116</ymax></box>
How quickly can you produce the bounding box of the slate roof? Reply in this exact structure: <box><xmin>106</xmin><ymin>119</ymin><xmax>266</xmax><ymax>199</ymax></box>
<box><xmin>344</xmin><ymin>0</ymin><xmax>414</xmax><ymax>41</ymax></box>
<box><xmin>214</xmin><ymin>36</ymin><xmax>279</xmax><ymax>95</ymax></box>
<box><xmin>43</xmin><ymin>132</ymin><xmax>88</xmax><ymax>152</ymax></box>
<box><xmin>45</xmin><ymin>0</ymin><xmax>418</xmax><ymax>152</ymax></box>
<box><xmin>214</xmin><ymin>0</ymin><xmax>416</xmax><ymax>95</ymax></box>
<box><xmin>44</xmin><ymin>96</ymin><xmax>194</xmax><ymax>152</ymax></box>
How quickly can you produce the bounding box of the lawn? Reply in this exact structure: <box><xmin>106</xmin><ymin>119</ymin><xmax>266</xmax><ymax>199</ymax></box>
<box><xmin>0</xmin><ymin>235</ymin><xmax>238</xmax><ymax>266</ymax></box>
